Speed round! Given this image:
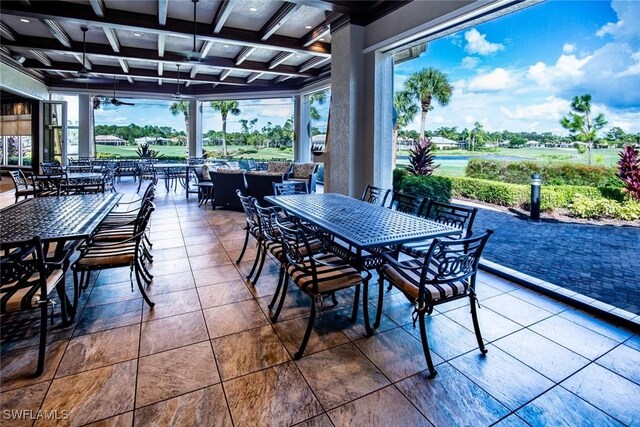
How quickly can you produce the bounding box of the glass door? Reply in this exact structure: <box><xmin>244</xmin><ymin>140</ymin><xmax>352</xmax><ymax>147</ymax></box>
<box><xmin>43</xmin><ymin>101</ymin><xmax>67</xmax><ymax>165</ymax></box>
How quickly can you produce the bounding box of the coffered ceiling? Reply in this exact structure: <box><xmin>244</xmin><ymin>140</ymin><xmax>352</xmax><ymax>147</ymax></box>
<box><xmin>0</xmin><ymin>0</ymin><xmax>411</xmax><ymax>98</ymax></box>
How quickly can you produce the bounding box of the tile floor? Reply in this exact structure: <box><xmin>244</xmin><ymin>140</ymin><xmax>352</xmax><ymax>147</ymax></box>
<box><xmin>1</xmin><ymin>182</ymin><xmax>639</xmax><ymax>426</ymax></box>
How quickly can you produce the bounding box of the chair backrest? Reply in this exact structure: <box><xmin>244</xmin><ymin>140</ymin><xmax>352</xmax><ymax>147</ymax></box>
<box><xmin>421</xmin><ymin>200</ymin><xmax>478</xmax><ymax>239</ymax></box>
<box><xmin>8</xmin><ymin>170</ymin><xmax>29</xmax><ymax>190</ymax></box>
<box><xmin>134</xmin><ymin>201</ymin><xmax>156</xmax><ymax>235</ymax></box>
<box><xmin>389</xmin><ymin>192</ymin><xmax>425</xmax><ymax>215</ymax></box>
<box><xmin>273</xmin><ymin>181</ymin><xmax>308</xmax><ymax>196</ymax></box>
<box><xmin>253</xmin><ymin>201</ymin><xmax>281</xmax><ymax>243</ymax></box>
<box><xmin>419</xmin><ymin>231</ymin><xmax>493</xmax><ymax>301</ymax></box>
<box><xmin>0</xmin><ymin>236</ymin><xmax>47</xmax><ymax>313</ymax></box>
<box><xmin>140</xmin><ymin>183</ymin><xmax>156</xmax><ymax>202</ymax></box>
<box><xmin>236</xmin><ymin>189</ymin><xmax>260</xmax><ymax>232</ymax></box>
<box><xmin>31</xmin><ymin>174</ymin><xmax>63</xmax><ymax>197</ymax></box>
<box><xmin>41</xmin><ymin>162</ymin><xmax>64</xmax><ymax>175</ymax></box>
<box><xmin>245</xmin><ymin>173</ymin><xmax>284</xmax><ymax>205</ymax></box>
<box><xmin>361</xmin><ymin>185</ymin><xmax>390</xmax><ymax>207</ymax></box>
<box><xmin>274</xmin><ymin>214</ymin><xmax>319</xmax><ymax>292</ymax></box>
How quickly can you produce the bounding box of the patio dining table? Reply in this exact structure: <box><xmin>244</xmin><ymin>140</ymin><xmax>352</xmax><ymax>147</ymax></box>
<box><xmin>1</xmin><ymin>193</ymin><xmax>122</xmax><ymax>320</ymax></box>
<box><xmin>149</xmin><ymin>163</ymin><xmax>196</xmax><ymax>195</ymax></box>
<box><xmin>264</xmin><ymin>193</ymin><xmax>460</xmax><ymax>333</ymax></box>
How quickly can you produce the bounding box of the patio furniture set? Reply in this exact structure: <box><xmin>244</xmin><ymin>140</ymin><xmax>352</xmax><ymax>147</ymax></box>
<box><xmin>0</xmin><ymin>184</ymin><xmax>158</xmax><ymax>375</ymax></box>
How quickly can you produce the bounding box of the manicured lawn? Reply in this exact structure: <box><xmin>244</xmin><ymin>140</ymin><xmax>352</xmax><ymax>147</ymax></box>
<box><xmin>96</xmin><ymin>144</ymin><xmax>293</xmax><ymax>160</ymax></box>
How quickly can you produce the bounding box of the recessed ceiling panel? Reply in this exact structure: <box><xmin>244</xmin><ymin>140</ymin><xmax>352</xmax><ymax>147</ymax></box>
<box><xmin>248</xmin><ymin>48</ymin><xmax>277</xmax><ymax>62</ymax></box>
<box><xmin>58</xmin><ymin>22</ymin><xmax>108</xmax><ymax>44</ymax></box>
<box><xmin>224</xmin><ymin>0</ymin><xmax>285</xmax><ymax>32</ymax></box>
<box><xmin>117</xmin><ymin>29</ymin><xmax>158</xmax><ymax>50</ymax></box>
<box><xmin>275</xmin><ymin>6</ymin><xmax>326</xmax><ymax>39</ymax></box>
<box><xmin>103</xmin><ymin>0</ymin><xmax>156</xmax><ymax>15</ymax></box>
<box><xmin>1</xmin><ymin>16</ymin><xmax>52</xmax><ymax>38</ymax></box>
<box><xmin>206</xmin><ymin>43</ymin><xmax>242</xmax><ymax>59</ymax></box>
<box><xmin>168</xmin><ymin>0</ymin><xmax>220</xmax><ymax>23</ymax></box>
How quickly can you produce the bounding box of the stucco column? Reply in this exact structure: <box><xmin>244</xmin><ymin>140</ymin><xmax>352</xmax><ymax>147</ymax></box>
<box><xmin>188</xmin><ymin>99</ymin><xmax>202</xmax><ymax>158</ymax></box>
<box><xmin>326</xmin><ymin>24</ymin><xmax>364</xmax><ymax>196</ymax></box>
<box><xmin>293</xmin><ymin>94</ymin><xmax>311</xmax><ymax>162</ymax></box>
<box><xmin>78</xmin><ymin>94</ymin><xmax>94</xmax><ymax>158</ymax></box>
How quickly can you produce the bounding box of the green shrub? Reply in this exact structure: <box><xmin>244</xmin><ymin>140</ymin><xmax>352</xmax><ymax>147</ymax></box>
<box><xmin>465</xmin><ymin>159</ymin><xmax>618</xmax><ymax>187</ymax></box>
<box><xmin>450</xmin><ymin>177</ymin><xmax>528</xmax><ymax>207</ymax></box>
<box><xmin>395</xmin><ymin>172</ymin><xmax>452</xmax><ymax>204</ymax></box>
<box><xmin>569</xmin><ymin>194</ymin><xmax>640</xmax><ymax>220</ymax></box>
<box><xmin>393</xmin><ymin>168</ymin><xmax>409</xmax><ymax>190</ymax></box>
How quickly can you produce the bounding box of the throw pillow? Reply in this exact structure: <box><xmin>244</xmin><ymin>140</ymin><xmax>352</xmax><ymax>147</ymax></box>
<box><xmin>201</xmin><ymin>165</ymin><xmax>211</xmax><ymax>180</ymax></box>
<box><xmin>292</xmin><ymin>162</ymin><xmax>316</xmax><ymax>179</ymax></box>
<box><xmin>268</xmin><ymin>161</ymin><xmax>291</xmax><ymax>174</ymax></box>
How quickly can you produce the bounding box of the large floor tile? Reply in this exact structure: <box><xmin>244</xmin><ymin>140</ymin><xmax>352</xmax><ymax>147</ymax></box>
<box><xmin>530</xmin><ymin>315</ymin><xmax>619</xmax><ymax>360</ymax></box>
<box><xmin>294</xmin><ymin>414</ymin><xmax>333</xmax><ymax>427</ymax></box>
<box><xmin>37</xmin><ymin>360</ymin><xmax>136</xmax><ymax>426</ymax></box>
<box><xmin>562</xmin><ymin>363</ymin><xmax>640</xmax><ymax>425</ymax></box>
<box><xmin>142</xmin><ymin>288</ymin><xmax>201</xmax><ymax>321</ymax></box>
<box><xmin>510</xmin><ymin>288</ymin><xmax>569</xmax><ymax>314</ymax></box>
<box><xmin>193</xmin><ymin>265</ymin><xmax>243</xmax><ymax>287</ymax></box>
<box><xmin>445</xmin><ymin>304</ymin><xmax>522</xmax><ymax>342</ymax></box>
<box><xmin>203</xmin><ymin>299</ymin><xmax>269</xmax><ymax>338</ymax></box>
<box><xmin>324</xmin><ymin>301</ymin><xmax>398</xmax><ymax>342</ymax></box>
<box><xmin>1</xmin><ymin>340</ymin><xmax>67</xmax><ymax>392</ymax></box>
<box><xmin>136</xmin><ymin>341</ymin><xmax>220</xmax><ymax>407</ymax></box>
<box><xmin>134</xmin><ymin>384</ymin><xmax>232</xmax><ymax>426</ymax></box>
<box><xmin>145</xmin><ymin>271</ymin><xmax>195</xmax><ymax>297</ymax></box>
<box><xmin>257</xmin><ymin>288</ymin><xmax>313</xmax><ymax>322</ymax></box>
<box><xmin>189</xmin><ymin>253</ymin><xmax>233</xmax><ymax>271</ymax></box>
<box><xmin>146</xmin><ymin>257</ymin><xmax>191</xmax><ymax>276</ymax></box>
<box><xmin>211</xmin><ymin>325</ymin><xmax>290</xmax><ymax>380</ymax></box>
<box><xmin>84</xmin><ymin>412</ymin><xmax>133</xmax><ymax>427</ymax></box>
<box><xmin>355</xmin><ymin>327</ymin><xmax>436</xmax><ymax>382</ymax></box>
<box><xmin>483</xmin><ymin>293</ymin><xmax>555</xmax><ymax>326</ymax></box>
<box><xmin>140</xmin><ymin>311</ymin><xmax>208</xmax><ymax>356</ymax></box>
<box><xmin>0</xmin><ymin>382</ymin><xmax>50</xmax><ymax>427</ymax></box>
<box><xmin>396</xmin><ymin>363</ymin><xmax>510</xmax><ymax>426</ymax></box>
<box><xmin>516</xmin><ymin>385</ymin><xmax>622</xmax><ymax>427</ymax></box>
<box><xmin>197</xmin><ymin>280</ymin><xmax>254</xmax><ymax>308</ymax></box>
<box><xmin>85</xmin><ymin>282</ymin><xmax>141</xmax><ymax>308</ymax></box>
<box><xmin>493</xmin><ymin>328</ymin><xmax>589</xmax><ymax>382</ymax></box>
<box><xmin>57</xmin><ymin>325</ymin><xmax>139</xmax><ymax>377</ymax></box>
<box><xmin>327</xmin><ymin>385</ymin><xmax>429</xmax><ymax>426</ymax></box>
<box><xmin>596</xmin><ymin>344</ymin><xmax>640</xmax><ymax>385</ymax></box>
<box><xmin>450</xmin><ymin>344</ymin><xmax>554</xmax><ymax>411</ymax></box>
<box><xmin>403</xmin><ymin>313</ymin><xmax>481</xmax><ymax>361</ymax></box>
<box><xmin>225</xmin><ymin>362</ymin><xmax>323</xmax><ymax>426</ymax></box>
<box><xmin>558</xmin><ymin>309</ymin><xmax>633</xmax><ymax>343</ymax></box>
<box><xmin>296</xmin><ymin>343</ymin><xmax>390</xmax><ymax>410</ymax></box>
<box><xmin>273</xmin><ymin>313</ymin><xmax>350</xmax><ymax>358</ymax></box>
<box><xmin>74</xmin><ymin>299</ymin><xmax>142</xmax><ymax>336</ymax></box>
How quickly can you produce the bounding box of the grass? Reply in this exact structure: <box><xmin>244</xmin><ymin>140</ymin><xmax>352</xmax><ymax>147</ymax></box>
<box><xmin>96</xmin><ymin>144</ymin><xmax>294</xmax><ymax>160</ymax></box>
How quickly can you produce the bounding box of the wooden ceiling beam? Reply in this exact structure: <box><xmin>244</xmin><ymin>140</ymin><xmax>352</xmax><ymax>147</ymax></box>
<box><xmin>0</xmin><ymin>1</ymin><xmax>330</xmax><ymax>57</ymax></box>
<box><xmin>1</xmin><ymin>35</ymin><xmax>319</xmax><ymax>78</ymax></box>
<box><xmin>24</xmin><ymin>59</ymin><xmax>266</xmax><ymax>87</ymax></box>
<box><xmin>259</xmin><ymin>2</ymin><xmax>301</xmax><ymax>41</ymax></box>
<box><xmin>158</xmin><ymin>0</ymin><xmax>168</xmax><ymax>26</ymax></box>
<box><xmin>88</xmin><ymin>0</ymin><xmax>105</xmax><ymax>17</ymax></box>
<box><xmin>212</xmin><ymin>0</ymin><xmax>234</xmax><ymax>34</ymax></box>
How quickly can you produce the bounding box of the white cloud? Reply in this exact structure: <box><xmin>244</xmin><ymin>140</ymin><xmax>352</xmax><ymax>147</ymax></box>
<box><xmin>615</xmin><ymin>51</ymin><xmax>640</xmax><ymax>77</ymax></box>
<box><xmin>526</xmin><ymin>54</ymin><xmax>591</xmax><ymax>89</ymax></box>
<box><xmin>467</xmin><ymin>68</ymin><xmax>515</xmax><ymax>92</ymax></box>
<box><xmin>562</xmin><ymin>43</ymin><xmax>576</xmax><ymax>54</ymax></box>
<box><xmin>464</xmin><ymin>28</ymin><xmax>504</xmax><ymax>55</ymax></box>
<box><xmin>461</xmin><ymin>56</ymin><xmax>479</xmax><ymax>69</ymax></box>
<box><xmin>596</xmin><ymin>0</ymin><xmax>640</xmax><ymax>41</ymax></box>
<box><xmin>464</xmin><ymin>115</ymin><xmax>475</xmax><ymax>124</ymax></box>
<box><xmin>432</xmin><ymin>115</ymin><xmax>445</xmax><ymax>124</ymax></box>
<box><xmin>499</xmin><ymin>96</ymin><xmax>570</xmax><ymax>120</ymax></box>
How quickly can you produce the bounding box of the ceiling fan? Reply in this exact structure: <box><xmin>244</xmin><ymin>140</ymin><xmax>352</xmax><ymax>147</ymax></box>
<box><xmin>184</xmin><ymin>0</ymin><xmax>202</xmax><ymax>64</ymax></box>
<box><xmin>173</xmin><ymin>64</ymin><xmax>186</xmax><ymax>99</ymax></box>
<box><xmin>64</xmin><ymin>26</ymin><xmax>111</xmax><ymax>84</ymax></box>
<box><xmin>109</xmin><ymin>77</ymin><xmax>135</xmax><ymax>106</ymax></box>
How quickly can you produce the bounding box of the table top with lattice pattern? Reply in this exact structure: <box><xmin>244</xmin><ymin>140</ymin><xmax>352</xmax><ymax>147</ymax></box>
<box><xmin>1</xmin><ymin>194</ymin><xmax>122</xmax><ymax>243</ymax></box>
<box><xmin>265</xmin><ymin>193</ymin><xmax>459</xmax><ymax>249</ymax></box>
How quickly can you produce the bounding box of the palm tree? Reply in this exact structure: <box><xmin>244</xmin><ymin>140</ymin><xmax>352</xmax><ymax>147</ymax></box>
<box><xmin>210</xmin><ymin>100</ymin><xmax>240</xmax><ymax>157</ymax></box>
<box><xmin>169</xmin><ymin>101</ymin><xmax>190</xmax><ymax>143</ymax></box>
<box><xmin>309</xmin><ymin>90</ymin><xmax>327</xmax><ymax>120</ymax></box>
<box><xmin>560</xmin><ymin>94</ymin><xmax>607</xmax><ymax>164</ymax></box>
<box><xmin>393</xmin><ymin>90</ymin><xmax>418</xmax><ymax>166</ymax></box>
<box><xmin>403</xmin><ymin>67</ymin><xmax>453</xmax><ymax>142</ymax></box>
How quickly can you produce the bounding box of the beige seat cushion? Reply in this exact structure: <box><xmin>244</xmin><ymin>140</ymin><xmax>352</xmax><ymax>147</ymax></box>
<box><xmin>382</xmin><ymin>260</ymin><xmax>468</xmax><ymax>302</ymax></box>
<box><xmin>75</xmin><ymin>242</ymin><xmax>137</xmax><ymax>267</ymax></box>
<box><xmin>0</xmin><ymin>269</ymin><xmax>64</xmax><ymax>313</ymax></box>
<box><xmin>288</xmin><ymin>254</ymin><xmax>362</xmax><ymax>294</ymax></box>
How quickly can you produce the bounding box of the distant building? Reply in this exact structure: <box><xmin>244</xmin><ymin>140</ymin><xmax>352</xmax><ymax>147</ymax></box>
<box><xmin>95</xmin><ymin>135</ymin><xmax>126</xmax><ymax>146</ymax></box>
<box><xmin>525</xmin><ymin>140</ymin><xmax>541</xmax><ymax>147</ymax></box>
<box><xmin>134</xmin><ymin>136</ymin><xmax>172</xmax><ymax>145</ymax></box>
<box><xmin>431</xmin><ymin>136</ymin><xmax>459</xmax><ymax>149</ymax></box>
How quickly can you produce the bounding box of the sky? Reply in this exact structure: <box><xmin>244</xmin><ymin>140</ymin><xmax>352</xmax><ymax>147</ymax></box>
<box><xmin>395</xmin><ymin>0</ymin><xmax>640</xmax><ymax>135</ymax></box>
<box><xmin>91</xmin><ymin>0</ymin><xmax>639</xmax><ymax>137</ymax></box>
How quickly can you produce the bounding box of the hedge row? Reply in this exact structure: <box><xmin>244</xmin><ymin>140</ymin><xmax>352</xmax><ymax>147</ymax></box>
<box><xmin>465</xmin><ymin>159</ymin><xmax>620</xmax><ymax>188</ymax></box>
<box><xmin>393</xmin><ymin>169</ymin><xmax>633</xmax><ymax>216</ymax></box>
<box><xmin>569</xmin><ymin>194</ymin><xmax>640</xmax><ymax>220</ymax></box>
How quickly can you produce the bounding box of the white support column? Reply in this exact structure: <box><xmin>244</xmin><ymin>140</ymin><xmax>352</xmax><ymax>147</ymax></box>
<box><xmin>78</xmin><ymin>94</ymin><xmax>94</xmax><ymax>158</ymax></box>
<box><xmin>326</xmin><ymin>24</ymin><xmax>364</xmax><ymax>196</ymax></box>
<box><xmin>293</xmin><ymin>94</ymin><xmax>311</xmax><ymax>162</ymax></box>
<box><xmin>188</xmin><ymin>99</ymin><xmax>202</xmax><ymax>157</ymax></box>
<box><xmin>369</xmin><ymin>50</ymin><xmax>394</xmax><ymax>190</ymax></box>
